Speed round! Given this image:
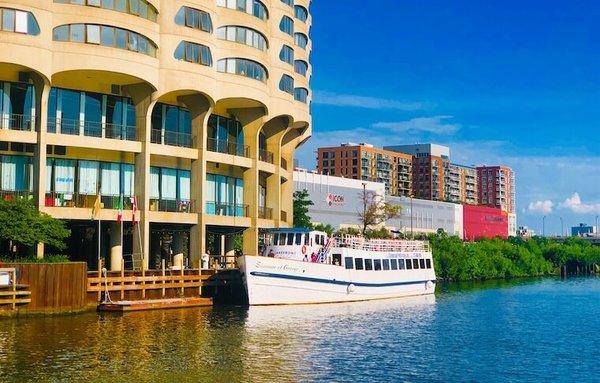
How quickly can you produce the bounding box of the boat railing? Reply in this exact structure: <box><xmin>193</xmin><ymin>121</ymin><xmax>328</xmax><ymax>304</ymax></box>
<box><xmin>332</xmin><ymin>235</ymin><xmax>430</xmax><ymax>252</ymax></box>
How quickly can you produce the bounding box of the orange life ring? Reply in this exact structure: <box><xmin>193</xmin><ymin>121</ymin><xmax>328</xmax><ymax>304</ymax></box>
<box><xmin>301</xmin><ymin>245</ymin><xmax>307</xmax><ymax>254</ymax></box>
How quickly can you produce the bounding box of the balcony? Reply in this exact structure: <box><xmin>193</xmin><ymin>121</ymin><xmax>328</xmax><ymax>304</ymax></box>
<box><xmin>258</xmin><ymin>206</ymin><xmax>273</xmax><ymax>219</ymax></box>
<box><xmin>258</xmin><ymin>149</ymin><xmax>274</xmax><ymax>164</ymax></box>
<box><xmin>151</xmin><ymin>129</ymin><xmax>194</xmax><ymax>148</ymax></box>
<box><xmin>47</xmin><ymin>118</ymin><xmax>137</xmax><ymax>141</ymax></box>
<box><xmin>205</xmin><ymin>201</ymin><xmax>249</xmax><ymax>217</ymax></box>
<box><xmin>0</xmin><ymin>114</ymin><xmax>34</xmax><ymax>131</ymax></box>
<box><xmin>44</xmin><ymin>193</ymin><xmax>135</xmax><ymax>209</ymax></box>
<box><xmin>149</xmin><ymin>198</ymin><xmax>195</xmax><ymax>213</ymax></box>
<box><xmin>207</xmin><ymin>138</ymin><xmax>249</xmax><ymax>157</ymax></box>
<box><xmin>0</xmin><ymin>190</ymin><xmax>33</xmax><ymax>201</ymax></box>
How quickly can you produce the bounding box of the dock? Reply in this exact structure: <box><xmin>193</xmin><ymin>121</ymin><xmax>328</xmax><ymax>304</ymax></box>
<box><xmin>97</xmin><ymin>297</ymin><xmax>212</xmax><ymax>312</ymax></box>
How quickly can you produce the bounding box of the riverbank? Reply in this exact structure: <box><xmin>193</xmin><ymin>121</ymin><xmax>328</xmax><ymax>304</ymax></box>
<box><xmin>431</xmin><ymin>235</ymin><xmax>600</xmax><ymax>281</ymax></box>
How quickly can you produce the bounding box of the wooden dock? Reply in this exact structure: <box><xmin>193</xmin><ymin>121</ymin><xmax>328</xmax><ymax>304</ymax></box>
<box><xmin>0</xmin><ymin>268</ymin><xmax>31</xmax><ymax>310</ymax></box>
<box><xmin>97</xmin><ymin>297</ymin><xmax>212</xmax><ymax>312</ymax></box>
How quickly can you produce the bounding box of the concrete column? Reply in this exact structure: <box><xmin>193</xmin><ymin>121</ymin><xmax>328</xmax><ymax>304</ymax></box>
<box><xmin>243</xmin><ymin>227</ymin><xmax>259</xmax><ymax>256</ymax></box>
<box><xmin>32</xmin><ymin>75</ymin><xmax>50</xmax><ymax>259</ymax></box>
<box><xmin>109</xmin><ymin>222</ymin><xmax>123</xmax><ymax>271</ymax></box>
<box><xmin>124</xmin><ymin>83</ymin><xmax>154</xmax><ymax>270</ymax></box>
<box><xmin>179</xmin><ymin>94</ymin><xmax>212</xmax><ymax>267</ymax></box>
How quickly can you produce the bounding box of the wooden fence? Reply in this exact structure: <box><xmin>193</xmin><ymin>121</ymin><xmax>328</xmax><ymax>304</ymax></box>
<box><xmin>0</xmin><ymin>262</ymin><xmax>88</xmax><ymax>314</ymax></box>
<box><xmin>0</xmin><ymin>268</ymin><xmax>31</xmax><ymax>310</ymax></box>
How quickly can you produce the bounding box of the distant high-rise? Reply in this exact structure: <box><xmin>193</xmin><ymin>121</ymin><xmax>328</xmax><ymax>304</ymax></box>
<box><xmin>476</xmin><ymin>166</ymin><xmax>515</xmax><ymax>213</ymax></box>
<box><xmin>445</xmin><ymin>163</ymin><xmax>478</xmax><ymax>205</ymax></box>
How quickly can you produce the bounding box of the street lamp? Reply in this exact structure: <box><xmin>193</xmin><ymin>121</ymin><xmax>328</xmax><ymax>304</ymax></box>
<box><xmin>596</xmin><ymin>215</ymin><xmax>599</xmax><ymax>237</ymax></box>
<box><xmin>560</xmin><ymin>217</ymin><xmax>564</xmax><ymax>237</ymax></box>
<box><xmin>410</xmin><ymin>193</ymin><xmax>414</xmax><ymax>236</ymax></box>
<box><xmin>540</xmin><ymin>215</ymin><xmax>545</xmax><ymax>237</ymax></box>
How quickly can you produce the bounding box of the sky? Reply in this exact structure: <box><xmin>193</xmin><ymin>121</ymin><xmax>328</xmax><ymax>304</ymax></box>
<box><xmin>296</xmin><ymin>0</ymin><xmax>600</xmax><ymax>235</ymax></box>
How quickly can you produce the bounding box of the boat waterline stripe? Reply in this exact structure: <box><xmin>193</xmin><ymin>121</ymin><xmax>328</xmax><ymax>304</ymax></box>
<box><xmin>249</xmin><ymin>272</ymin><xmax>434</xmax><ymax>287</ymax></box>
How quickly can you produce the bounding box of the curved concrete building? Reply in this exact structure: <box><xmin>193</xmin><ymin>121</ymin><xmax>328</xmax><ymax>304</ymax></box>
<box><xmin>0</xmin><ymin>0</ymin><xmax>312</xmax><ymax>268</ymax></box>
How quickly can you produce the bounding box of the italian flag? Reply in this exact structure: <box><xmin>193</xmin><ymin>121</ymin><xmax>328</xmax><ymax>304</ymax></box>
<box><xmin>116</xmin><ymin>195</ymin><xmax>123</xmax><ymax>222</ymax></box>
<box><xmin>131</xmin><ymin>196</ymin><xmax>138</xmax><ymax>225</ymax></box>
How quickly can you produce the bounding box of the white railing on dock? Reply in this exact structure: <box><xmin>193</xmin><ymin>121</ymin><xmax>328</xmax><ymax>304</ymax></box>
<box><xmin>332</xmin><ymin>236</ymin><xmax>430</xmax><ymax>252</ymax></box>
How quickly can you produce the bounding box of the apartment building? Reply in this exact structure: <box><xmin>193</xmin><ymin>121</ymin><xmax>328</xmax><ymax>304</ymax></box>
<box><xmin>316</xmin><ymin>143</ymin><xmax>413</xmax><ymax>197</ymax></box>
<box><xmin>477</xmin><ymin>166</ymin><xmax>515</xmax><ymax>213</ymax></box>
<box><xmin>0</xmin><ymin>0</ymin><xmax>312</xmax><ymax>269</ymax></box>
<box><xmin>445</xmin><ymin>163</ymin><xmax>478</xmax><ymax>205</ymax></box>
<box><xmin>385</xmin><ymin>144</ymin><xmax>449</xmax><ymax>201</ymax></box>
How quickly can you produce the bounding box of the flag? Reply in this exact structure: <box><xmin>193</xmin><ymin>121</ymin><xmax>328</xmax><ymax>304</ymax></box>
<box><xmin>116</xmin><ymin>194</ymin><xmax>123</xmax><ymax>222</ymax></box>
<box><xmin>91</xmin><ymin>194</ymin><xmax>101</xmax><ymax>220</ymax></box>
<box><xmin>131</xmin><ymin>196</ymin><xmax>138</xmax><ymax>225</ymax></box>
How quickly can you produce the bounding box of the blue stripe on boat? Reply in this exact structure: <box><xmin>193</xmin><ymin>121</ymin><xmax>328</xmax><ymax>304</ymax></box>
<box><xmin>249</xmin><ymin>271</ymin><xmax>434</xmax><ymax>287</ymax></box>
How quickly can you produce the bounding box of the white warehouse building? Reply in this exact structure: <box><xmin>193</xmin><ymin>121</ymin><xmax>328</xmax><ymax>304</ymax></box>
<box><xmin>293</xmin><ymin>170</ymin><xmax>464</xmax><ymax>238</ymax></box>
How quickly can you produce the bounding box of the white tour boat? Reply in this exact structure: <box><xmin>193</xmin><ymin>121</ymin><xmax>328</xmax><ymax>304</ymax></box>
<box><xmin>237</xmin><ymin>228</ymin><xmax>436</xmax><ymax>305</ymax></box>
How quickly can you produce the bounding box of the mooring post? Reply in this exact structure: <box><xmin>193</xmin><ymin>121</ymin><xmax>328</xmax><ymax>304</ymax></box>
<box><xmin>161</xmin><ymin>259</ymin><xmax>165</xmax><ymax>298</ymax></box>
<box><xmin>120</xmin><ymin>258</ymin><xmax>125</xmax><ymax>301</ymax></box>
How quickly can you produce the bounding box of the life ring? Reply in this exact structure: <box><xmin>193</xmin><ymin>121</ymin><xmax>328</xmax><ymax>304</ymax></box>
<box><xmin>301</xmin><ymin>245</ymin><xmax>307</xmax><ymax>254</ymax></box>
<box><xmin>425</xmin><ymin>280</ymin><xmax>434</xmax><ymax>290</ymax></box>
<box><xmin>347</xmin><ymin>283</ymin><xmax>356</xmax><ymax>294</ymax></box>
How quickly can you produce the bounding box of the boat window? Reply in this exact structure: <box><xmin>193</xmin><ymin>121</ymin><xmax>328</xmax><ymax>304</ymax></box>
<box><xmin>287</xmin><ymin>234</ymin><xmax>294</xmax><ymax>246</ymax></box>
<box><xmin>278</xmin><ymin>233</ymin><xmax>286</xmax><ymax>246</ymax></box>
<box><xmin>398</xmin><ymin>259</ymin><xmax>405</xmax><ymax>270</ymax></box>
<box><xmin>355</xmin><ymin>258</ymin><xmax>364</xmax><ymax>270</ymax></box>
<box><xmin>390</xmin><ymin>259</ymin><xmax>398</xmax><ymax>270</ymax></box>
<box><xmin>419</xmin><ymin>259</ymin><xmax>426</xmax><ymax>269</ymax></box>
<box><xmin>383</xmin><ymin>259</ymin><xmax>390</xmax><ymax>270</ymax></box>
<box><xmin>405</xmin><ymin>259</ymin><xmax>412</xmax><ymax>270</ymax></box>
<box><xmin>295</xmin><ymin>233</ymin><xmax>302</xmax><ymax>245</ymax></box>
<box><xmin>332</xmin><ymin>253</ymin><xmax>341</xmax><ymax>266</ymax></box>
<box><xmin>272</xmin><ymin>233</ymin><xmax>279</xmax><ymax>245</ymax></box>
<box><xmin>344</xmin><ymin>257</ymin><xmax>353</xmax><ymax>269</ymax></box>
<box><xmin>413</xmin><ymin>259</ymin><xmax>419</xmax><ymax>269</ymax></box>
<box><xmin>365</xmin><ymin>259</ymin><xmax>373</xmax><ymax>271</ymax></box>
<box><xmin>304</xmin><ymin>234</ymin><xmax>309</xmax><ymax>245</ymax></box>
<box><xmin>426</xmin><ymin>259</ymin><xmax>432</xmax><ymax>269</ymax></box>
<box><xmin>374</xmin><ymin>259</ymin><xmax>381</xmax><ymax>271</ymax></box>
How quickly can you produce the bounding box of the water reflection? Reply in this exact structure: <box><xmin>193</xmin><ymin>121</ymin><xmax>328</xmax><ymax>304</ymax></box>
<box><xmin>0</xmin><ymin>296</ymin><xmax>436</xmax><ymax>383</ymax></box>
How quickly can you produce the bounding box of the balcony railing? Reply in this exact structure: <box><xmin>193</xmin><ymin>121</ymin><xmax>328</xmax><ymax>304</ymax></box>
<box><xmin>0</xmin><ymin>114</ymin><xmax>34</xmax><ymax>131</ymax></box>
<box><xmin>206</xmin><ymin>138</ymin><xmax>249</xmax><ymax>157</ymax></box>
<box><xmin>149</xmin><ymin>198</ymin><xmax>195</xmax><ymax>213</ymax></box>
<box><xmin>44</xmin><ymin>193</ymin><xmax>136</xmax><ymax>209</ymax></box>
<box><xmin>0</xmin><ymin>190</ymin><xmax>33</xmax><ymax>201</ymax></box>
<box><xmin>151</xmin><ymin>129</ymin><xmax>194</xmax><ymax>148</ymax></box>
<box><xmin>205</xmin><ymin>201</ymin><xmax>249</xmax><ymax>217</ymax></box>
<box><xmin>47</xmin><ymin>118</ymin><xmax>137</xmax><ymax>141</ymax></box>
<box><xmin>258</xmin><ymin>206</ymin><xmax>273</xmax><ymax>219</ymax></box>
<box><xmin>258</xmin><ymin>149</ymin><xmax>274</xmax><ymax>164</ymax></box>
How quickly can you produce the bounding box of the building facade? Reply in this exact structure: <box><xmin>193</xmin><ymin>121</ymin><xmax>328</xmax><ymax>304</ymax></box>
<box><xmin>0</xmin><ymin>0</ymin><xmax>312</xmax><ymax>269</ymax></box>
<box><xmin>316</xmin><ymin>143</ymin><xmax>412</xmax><ymax>197</ymax></box>
<box><xmin>476</xmin><ymin>165</ymin><xmax>515</xmax><ymax>213</ymax></box>
<box><xmin>385</xmin><ymin>144</ymin><xmax>449</xmax><ymax>202</ymax></box>
<box><xmin>463</xmin><ymin>204</ymin><xmax>508</xmax><ymax>241</ymax></box>
<box><xmin>385</xmin><ymin>196</ymin><xmax>463</xmax><ymax>238</ymax></box>
<box><xmin>445</xmin><ymin>163</ymin><xmax>477</xmax><ymax>205</ymax></box>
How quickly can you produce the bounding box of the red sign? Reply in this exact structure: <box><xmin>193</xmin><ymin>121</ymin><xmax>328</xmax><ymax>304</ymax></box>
<box><xmin>326</xmin><ymin>193</ymin><xmax>345</xmax><ymax>207</ymax></box>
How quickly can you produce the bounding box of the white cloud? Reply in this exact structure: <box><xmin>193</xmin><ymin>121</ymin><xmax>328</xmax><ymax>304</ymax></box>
<box><xmin>559</xmin><ymin>193</ymin><xmax>600</xmax><ymax>214</ymax></box>
<box><xmin>527</xmin><ymin>200</ymin><xmax>554</xmax><ymax>214</ymax></box>
<box><xmin>371</xmin><ymin>116</ymin><xmax>460</xmax><ymax>135</ymax></box>
<box><xmin>312</xmin><ymin>90</ymin><xmax>429</xmax><ymax>111</ymax></box>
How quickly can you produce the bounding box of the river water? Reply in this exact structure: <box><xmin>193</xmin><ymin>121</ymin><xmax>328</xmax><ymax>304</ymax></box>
<box><xmin>1</xmin><ymin>277</ymin><xmax>600</xmax><ymax>382</ymax></box>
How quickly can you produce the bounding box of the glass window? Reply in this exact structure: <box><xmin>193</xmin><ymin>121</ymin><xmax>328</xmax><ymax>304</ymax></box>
<box><xmin>53</xmin><ymin>159</ymin><xmax>76</xmax><ymax>194</ymax></box>
<box><xmin>420</xmin><ymin>259</ymin><xmax>426</xmax><ymax>269</ymax></box>
<box><xmin>2</xmin><ymin>9</ymin><xmax>15</xmax><ymax>32</ymax></box>
<box><xmin>390</xmin><ymin>259</ymin><xmax>398</xmax><ymax>270</ymax></box>
<box><xmin>364</xmin><ymin>259</ymin><xmax>373</xmax><ymax>271</ymax></box>
<box><xmin>281</xmin><ymin>0</ymin><xmax>293</xmax><ymax>6</ymax></box>
<box><xmin>279</xmin><ymin>75</ymin><xmax>294</xmax><ymax>94</ymax></box>
<box><xmin>295</xmin><ymin>32</ymin><xmax>308</xmax><ymax>49</ymax></box>
<box><xmin>374</xmin><ymin>259</ymin><xmax>382</xmax><ymax>271</ymax></box>
<box><xmin>295</xmin><ymin>233</ymin><xmax>302</xmax><ymax>245</ymax></box>
<box><xmin>286</xmin><ymin>234</ymin><xmax>294</xmax><ymax>246</ymax></box>
<box><xmin>383</xmin><ymin>259</ymin><xmax>390</xmax><ymax>270</ymax></box>
<box><xmin>176</xmin><ymin>6</ymin><xmax>212</xmax><ymax>33</ymax></box>
<box><xmin>78</xmin><ymin>160</ymin><xmax>99</xmax><ymax>195</ymax></box>
<box><xmin>294</xmin><ymin>60</ymin><xmax>308</xmax><ymax>76</ymax></box>
<box><xmin>294</xmin><ymin>88</ymin><xmax>308</xmax><ymax>103</ymax></box>
<box><xmin>279</xmin><ymin>45</ymin><xmax>294</xmax><ymax>65</ymax></box>
<box><xmin>344</xmin><ymin>257</ymin><xmax>353</xmax><ymax>270</ymax></box>
<box><xmin>100</xmin><ymin>162</ymin><xmax>120</xmax><ymax>196</ymax></box>
<box><xmin>294</xmin><ymin>5</ymin><xmax>308</xmax><ymax>22</ymax></box>
<box><xmin>405</xmin><ymin>259</ymin><xmax>412</xmax><ymax>270</ymax></box>
<box><xmin>278</xmin><ymin>233</ymin><xmax>286</xmax><ymax>246</ymax></box>
<box><xmin>83</xmin><ymin>92</ymin><xmax>102</xmax><ymax>136</ymax></box>
<box><xmin>174</xmin><ymin>41</ymin><xmax>212</xmax><ymax>67</ymax></box>
<box><xmin>413</xmin><ymin>259</ymin><xmax>419</xmax><ymax>269</ymax></box>
<box><xmin>217</xmin><ymin>58</ymin><xmax>267</xmax><ymax>82</ymax></box>
<box><xmin>70</xmin><ymin>24</ymin><xmax>85</xmax><ymax>42</ymax></box>
<box><xmin>100</xmin><ymin>26</ymin><xmax>115</xmax><ymax>46</ymax></box>
<box><xmin>355</xmin><ymin>258</ymin><xmax>364</xmax><ymax>270</ymax></box>
<box><xmin>86</xmin><ymin>24</ymin><xmax>100</xmax><ymax>44</ymax></box>
<box><xmin>426</xmin><ymin>259</ymin><xmax>432</xmax><ymax>269</ymax></box>
<box><xmin>53</xmin><ymin>25</ymin><xmax>69</xmax><ymax>41</ymax></box>
<box><xmin>279</xmin><ymin>16</ymin><xmax>293</xmax><ymax>35</ymax></box>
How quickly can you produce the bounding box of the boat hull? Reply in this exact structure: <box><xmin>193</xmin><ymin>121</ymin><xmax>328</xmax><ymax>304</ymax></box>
<box><xmin>239</xmin><ymin>255</ymin><xmax>436</xmax><ymax>306</ymax></box>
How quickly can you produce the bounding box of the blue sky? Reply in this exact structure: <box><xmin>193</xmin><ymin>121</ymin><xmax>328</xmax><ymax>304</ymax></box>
<box><xmin>296</xmin><ymin>0</ymin><xmax>600</xmax><ymax>235</ymax></box>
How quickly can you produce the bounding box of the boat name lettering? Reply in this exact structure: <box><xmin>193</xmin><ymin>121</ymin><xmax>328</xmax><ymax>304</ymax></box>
<box><xmin>255</xmin><ymin>260</ymin><xmax>303</xmax><ymax>273</ymax></box>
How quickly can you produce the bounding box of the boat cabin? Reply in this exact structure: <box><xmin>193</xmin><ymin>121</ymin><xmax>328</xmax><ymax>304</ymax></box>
<box><xmin>260</xmin><ymin>228</ymin><xmax>328</xmax><ymax>262</ymax></box>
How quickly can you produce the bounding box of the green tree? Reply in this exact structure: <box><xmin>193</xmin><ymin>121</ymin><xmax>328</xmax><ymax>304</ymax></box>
<box><xmin>0</xmin><ymin>198</ymin><xmax>70</xmax><ymax>255</ymax></box>
<box><xmin>293</xmin><ymin>189</ymin><xmax>313</xmax><ymax>228</ymax></box>
<box><xmin>312</xmin><ymin>223</ymin><xmax>334</xmax><ymax>236</ymax></box>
